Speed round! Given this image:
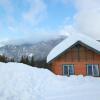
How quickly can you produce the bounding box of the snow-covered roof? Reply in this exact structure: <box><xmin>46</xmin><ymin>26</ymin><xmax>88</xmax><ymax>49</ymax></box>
<box><xmin>47</xmin><ymin>33</ymin><xmax>100</xmax><ymax>63</ymax></box>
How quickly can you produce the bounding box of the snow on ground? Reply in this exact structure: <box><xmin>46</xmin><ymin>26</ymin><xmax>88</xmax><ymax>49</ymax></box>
<box><xmin>0</xmin><ymin>62</ymin><xmax>100</xmax><ymax>100</ymax></box>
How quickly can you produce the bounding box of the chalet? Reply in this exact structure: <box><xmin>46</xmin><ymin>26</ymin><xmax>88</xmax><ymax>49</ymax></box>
<box><xmin>47</xmin><ymin>33</ymin><xmax>100</xmax><ymax>77</ymax></box>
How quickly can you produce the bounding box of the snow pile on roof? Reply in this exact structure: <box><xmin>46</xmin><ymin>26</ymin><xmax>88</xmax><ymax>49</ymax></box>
<box><xmin>47</xmin><ymin>33</ymin><xmax>100</xmax><ymax>63</ymax></box>
<box><xmin>0</xmin><ymin>62</ymin><xmax>100</xmax><ymax>100</ymax></box>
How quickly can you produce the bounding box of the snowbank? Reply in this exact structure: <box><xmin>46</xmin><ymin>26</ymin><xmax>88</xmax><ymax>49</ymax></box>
<box><xmin>0</xmin><ymin>62</ymin><xmax>100</xmax><ymax>100</ymax></box>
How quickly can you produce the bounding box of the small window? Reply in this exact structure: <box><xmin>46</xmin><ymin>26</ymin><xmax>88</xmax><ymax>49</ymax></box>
<box><xmin>87</xmin><ymin>64</ymin><xmax>99</xmax><ymax>77</ymax></box>
<box><xmin>93</xmin><ymin>65</ymin><xmax>99</xmax><ymax>76</ymax></box>
<box><xmin>87</xmin><ymin>64</ymin><xmax>92</xmax><ymax>76</ymax></box>
<box><xmin>63</xmin><ymin>64</ymin><xmax>74</xmax><ymax>76</ymax></box>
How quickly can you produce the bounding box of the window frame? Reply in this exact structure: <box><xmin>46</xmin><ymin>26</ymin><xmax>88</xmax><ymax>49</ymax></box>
<box><xmin>86</xmin><ymin>64</ymin><xmax>99</xmax><ymax>77</ymax></box>
<box><xmin>62</xmin><ymin>64</ymin><xmax>74</xmax><ymax>76</ymax></box>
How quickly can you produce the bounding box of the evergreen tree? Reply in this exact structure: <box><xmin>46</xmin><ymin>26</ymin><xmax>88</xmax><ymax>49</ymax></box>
<box><xmin>10</xmin><ymin>58</ymin><xmax>15</xmax><ymax>62</ymax></box>
<box><xmin>20</xmin><ymin>56</ymin><xmax>24</xmax><ymax>63</ymax></box>
<box><xmin>30</xmin><ymin>56</ymin><xmax>35</xmax><ymax>66</ymax></box>
<box><xmin>25</xmin><ymin>56</ymin><xmax>30</xmax><ymax>65</ymax></box>
<box><xmin>20</xmin><ymin>56</ymin><xmax>30</xmax><ymax>65</ymax></box>
<box><xmin>19</xmin><ymin>55</ymin><xmax>51</xmax><ymax>70</ymax></box>
<box><xmin>0</xmin><ymin>55</ymin><xmax>7</xmax><ymax>63</ymax></box>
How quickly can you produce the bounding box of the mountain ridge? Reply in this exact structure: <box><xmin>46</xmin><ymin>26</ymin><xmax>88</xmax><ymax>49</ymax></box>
<box><xmin>0</xmin><ymin>36</ymin><xmax>67</xmax><ymax>61</ymax></box>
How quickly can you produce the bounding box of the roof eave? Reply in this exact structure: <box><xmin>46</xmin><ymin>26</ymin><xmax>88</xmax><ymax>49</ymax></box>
<box><xmin>47</xmin><ymin>41</ymin><xmax>100</xmax><ymax>63</ymax></box>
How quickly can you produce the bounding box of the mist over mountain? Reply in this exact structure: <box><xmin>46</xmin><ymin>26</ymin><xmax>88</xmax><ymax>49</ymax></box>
<box><xmin>0</xmin><ymin>36</ymin><xmax>67</xmax><ymax>61</ymax></box>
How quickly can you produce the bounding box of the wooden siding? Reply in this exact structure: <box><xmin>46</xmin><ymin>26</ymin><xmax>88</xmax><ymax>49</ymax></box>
<box><xmin>51</xmin><ymin>44</ymin><xmax>100</xmax><ymax>76</ymax></box>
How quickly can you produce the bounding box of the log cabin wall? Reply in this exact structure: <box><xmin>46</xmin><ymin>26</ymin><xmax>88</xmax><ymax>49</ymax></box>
<box><xmin>51</xmin><ymin>44</ymin><xmax>100</xmax><ymax>75</ymax></box>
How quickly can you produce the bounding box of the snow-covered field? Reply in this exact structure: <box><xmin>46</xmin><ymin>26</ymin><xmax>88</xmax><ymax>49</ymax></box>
<box><xmin>0</xmin><ymin>62</ymin><xmax>100</xmax><ymax>100</ymax></box>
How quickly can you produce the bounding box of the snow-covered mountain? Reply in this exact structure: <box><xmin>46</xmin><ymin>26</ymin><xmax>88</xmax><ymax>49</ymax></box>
<box><xmin>0</xmin><ymin>36</ymin><xmax>66</xmax><ymax>61</ymax></box>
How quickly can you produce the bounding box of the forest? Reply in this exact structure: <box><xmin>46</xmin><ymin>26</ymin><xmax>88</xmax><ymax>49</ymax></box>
<box><xmin>0</xmin><ymin>55</ymin><xmax>51</xmax><ymax>70</ymax></box>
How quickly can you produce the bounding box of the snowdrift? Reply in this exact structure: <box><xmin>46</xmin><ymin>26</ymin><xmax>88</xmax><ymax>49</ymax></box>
<box><xmin>0</xmin><ymin>62</ymin><xmax>100</xmax><ymax>100</ymax></box>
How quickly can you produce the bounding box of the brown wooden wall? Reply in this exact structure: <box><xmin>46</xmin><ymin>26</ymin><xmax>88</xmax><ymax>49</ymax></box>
<box><xmin>51</xmin><ymin>44</ymin><xmax>100</xmax><ymax>76</ymax></box>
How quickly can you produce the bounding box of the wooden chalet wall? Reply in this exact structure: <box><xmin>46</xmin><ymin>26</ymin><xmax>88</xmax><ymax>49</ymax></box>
<box><xmin>51</xmin><ymin>44</ymin><xmax>100</xmax><ymax>75</ymax></box>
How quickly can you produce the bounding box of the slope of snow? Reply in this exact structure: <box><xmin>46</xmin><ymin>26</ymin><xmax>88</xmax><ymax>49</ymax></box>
<box><xmin>47</xmin><ymin>33</ymin><xmax>100</xmax><ymax>63</ymax></box>
<box><xmin>0</xmin><ymin>62</ymin><xmax>100</xmax><ymax>100</ymax></box>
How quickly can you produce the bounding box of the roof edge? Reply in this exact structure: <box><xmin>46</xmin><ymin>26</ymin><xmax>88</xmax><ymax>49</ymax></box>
<box><xmin>47</xmin><ymin>41</ymin><xmax>100</xmax><ymax>63</ymax></box>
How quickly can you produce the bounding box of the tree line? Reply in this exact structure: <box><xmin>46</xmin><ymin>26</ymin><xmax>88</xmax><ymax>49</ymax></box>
<box><xmin>0</xmin><ymin>55</ymin><xmax>51</xmax><ymax>70</ymax></box>
<box><xmin>0</xmin><ymin>55</ymin><xmax>14</xmax><ymax>63</ymax></box>
<box><xmin>20</xmin><ymin>56</ymin><xmax>51</xmax><ymax>70</ymax></box>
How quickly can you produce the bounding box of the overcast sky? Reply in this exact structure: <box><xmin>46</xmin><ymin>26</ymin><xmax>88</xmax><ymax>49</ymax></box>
<box><xmin>0</xmin><ymin>0</ymin><xmax>100</xmax><ymax>42</ymax></box>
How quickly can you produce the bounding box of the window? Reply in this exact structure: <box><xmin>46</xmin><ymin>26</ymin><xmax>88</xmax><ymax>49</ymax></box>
<box><xmin>87</xmin><ymin>64</ymin><xmax>99</xmax><ymax>77</ymax></box>
<box><xmin>63</xmin><ymin>64</ymin><xmax>74</xmax><ymax>76</ymax></box>
<box><xmin>87</xmin><ymin>64</ymin><xmax>92</xmax><ymax>76</ymax></box>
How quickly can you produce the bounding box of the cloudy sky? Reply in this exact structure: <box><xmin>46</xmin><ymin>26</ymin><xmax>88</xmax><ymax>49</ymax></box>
<box><xmin>0</xmin><ymin>0</ymin><xmax>100</xmax><ymax>42</ymax></box>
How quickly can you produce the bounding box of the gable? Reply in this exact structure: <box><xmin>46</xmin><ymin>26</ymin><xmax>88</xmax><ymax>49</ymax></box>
<box><xmin>47</xmin><ymin>33</ymin><xmax>100</xmax><ymax>63</ymax></box>
<box><xmin>55</xmin><ymin>42</ymin><xmax>100</xmax><ymax>62</ymax></box>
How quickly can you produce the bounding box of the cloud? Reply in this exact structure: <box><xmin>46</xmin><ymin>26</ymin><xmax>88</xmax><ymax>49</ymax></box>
<box><xmin>50</xmin><ymin>0</ymin><xmax>69</xmax><ymax>5</ymax></box>
<box><xmin>0</xmin><ymin>0</ymin><xmax>49</xmax><ymax>42</ymax></box>
<box><xmin>0</xmin><ymin>0</ymin><xmax>47</xmax><ymax>27</ymax></box>
<box><xmin>13</xmin><ymin>0</ymin><xmax>47</xmax><ymax>38</ymax></box>
<box><xmin>8</xmin><ymin>26</ymin><xmax>15</xmax><ymax>32</ymax></box>
<box><xmin>74</xmin><ymin>0</ymin><xmax>100</xmax><ymax>39</ymax></box>
<box><xmin>74</xmin><ymin>10</ymin><xmax>100</xmax><ymax>39</ymax></box>
<box><xmin>1</xmin><ymin>0</ymin><xmax>100</xmax><ymax>44</ymax></box>
<box><xmin>0</xmin><ymin>21</ymin><xmax>3</xmax><ymax>32</ymax></box>
<box><xmin>22</xmin><ymin>0</ymin><xmax>47</xmax><ymax>26</ymax></box>
<box><xmin>75</xmin><ymin>0</ymin><xmax>100</xmax><ymax>11</ymax></box>
<box><xmin>0</xmin><ymin>0</ymin><xmax>15</xmax><ymax>29</ymax></box>
<box><xmin>60</xmin><ymin>0</ymin><xmax>100</xmax><ymax>40</ymax></box>
<box><xmin>0</xmin><ymin>0</ymin><xmax>13</xmax><ymax>14</ymax></box>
